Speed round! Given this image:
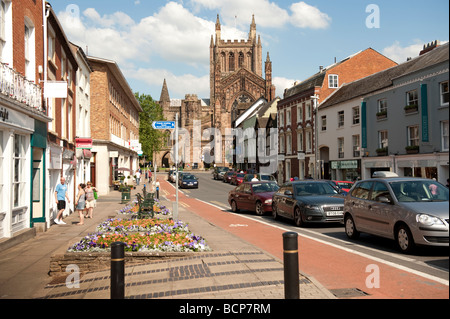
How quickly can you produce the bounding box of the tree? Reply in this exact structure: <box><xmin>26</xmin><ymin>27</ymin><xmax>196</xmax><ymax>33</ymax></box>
<box><xmin>135</xmin><ymin>92</ymin><xmax>168</xmax><ymax>162</ymax></box>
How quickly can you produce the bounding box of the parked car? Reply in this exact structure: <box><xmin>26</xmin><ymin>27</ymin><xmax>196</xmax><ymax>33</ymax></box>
<box><xmin>213</xmin><ymin>166</ymin><xmax>229</xmax><ymax>180</ymax></box>
<box><xmin>178</xmin><ymin>173</ymin><xmax>199</xmax><ymax>189</ymax></box>
<box><xmin>169</xmin><ymin>171</ymin><xmax>185</xmax><ymax>183</ymax></box>
<box><xmin>272</xmin><ymin>180</ymin><xmax>344</xmax><ymax>226</ymax></box>
<box><xmin>243</xmin><ymin>173</ymin><xmax>277</xmax><ymax>183</ymax></box>
<box><xmin>167</xmin><ymin>169</ymin><xmax>175</xmax><ymax>181</ymax></box>
<box><xmin>223</xmin><ymin>171</ymin><xmax>236</xmax><ymax>183</ymax></box>
<box><xmin>228</xmin><ymin>181</ymin><xmax>280</xmax><ymax>215</ymax></box>
<box><xmin>230</xmin><ymin>173</ymin><xmax>246</xmax><ymax>185</ymax></box>
<box><xmin>332</xmin><ymin>180</ymin><xmax>354</xmax><ymax>193</ymax></box>
<box><xmin>344</xmin><ymin>177</ymin><xmax>449</xmax><ymax>253</ymax></box>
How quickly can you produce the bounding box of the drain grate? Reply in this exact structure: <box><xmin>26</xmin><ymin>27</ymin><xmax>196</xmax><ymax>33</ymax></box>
<box><xmin>330</xmin><ymin>288</ymin><xmax>369</xmax><ymax>298</ymax></box>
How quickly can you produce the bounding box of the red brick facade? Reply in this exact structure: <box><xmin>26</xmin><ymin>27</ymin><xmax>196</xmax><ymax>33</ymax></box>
<box><xmin>11</xmin><ymin>0</ymin><xmax>44</xmax><ymax>85</ymax></box>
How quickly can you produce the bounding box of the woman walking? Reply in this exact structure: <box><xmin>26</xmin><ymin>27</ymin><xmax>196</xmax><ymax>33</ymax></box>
<box><xmin>75</xmin><ymin>183</ymin><xmax>86</xmax><ymax>225</ymax></box>
<box><xmin>85</xmin><ymin>182</ymin><xmax>97</xmax><ymax>219</ymax></box>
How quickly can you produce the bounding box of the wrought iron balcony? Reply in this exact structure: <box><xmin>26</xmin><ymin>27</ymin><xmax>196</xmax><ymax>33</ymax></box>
<box><xmin>1</xmin><ymin>62</ymin><xmax>44</xmax><ymax>113</ymax></box>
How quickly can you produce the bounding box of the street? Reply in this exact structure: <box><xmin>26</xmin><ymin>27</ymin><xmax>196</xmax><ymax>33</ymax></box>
<box><xmin>163</xmin><ymin>170</ymin><xmax>449</xmax><ymax>298</ymax></box>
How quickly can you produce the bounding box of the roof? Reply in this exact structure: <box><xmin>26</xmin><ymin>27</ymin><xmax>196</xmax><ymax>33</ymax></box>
<box><xmin>319</xmin><ymin>42</ymin><xmax>449</xmax><ymax>109</ymax></box>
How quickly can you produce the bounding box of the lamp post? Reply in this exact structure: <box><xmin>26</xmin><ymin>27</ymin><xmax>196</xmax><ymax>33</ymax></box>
<box><xmin>311</xmin><ymin>94</ymin><xmax>320</xmax><ymax>179</ymax></box>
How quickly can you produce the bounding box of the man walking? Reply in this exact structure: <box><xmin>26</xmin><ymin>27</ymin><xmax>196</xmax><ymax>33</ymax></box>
<box><xmin>55</xmin><ymin>177</ymin><xmax>70</xmax><ymax>225</ymax></box>
<box><xmin>135</xmin><ymin>170</ymin><xmax>141</xmax><ymax>186</ymax></box>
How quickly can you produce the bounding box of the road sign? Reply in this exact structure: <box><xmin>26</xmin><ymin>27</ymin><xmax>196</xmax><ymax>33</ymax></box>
<box><xmin>152</xmin><ymin>121</ymin><xmax>175</xmax><ymax>130</ymax></box>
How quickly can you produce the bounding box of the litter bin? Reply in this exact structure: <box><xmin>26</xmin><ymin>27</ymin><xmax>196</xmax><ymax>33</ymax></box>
<box><xmin>121</xmin><ymin>188</ymin><xmax>131</xmax><ymax>203</ymax></box>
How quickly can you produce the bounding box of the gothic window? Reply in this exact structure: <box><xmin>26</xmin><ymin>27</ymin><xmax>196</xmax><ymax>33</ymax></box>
<box><xmin>229</xmin><ymin>52</ymin><xmax>235</xmax><ymax>72</ymax></box>
<box><xmin>220</xmin><ymin>52</ymin><xmax>226</xmax><ymax>72</ymax></box>
<box><xmin>238</xmin><ymin>52</ymin><xmax>244</xmax><ymax>68</ymax></box>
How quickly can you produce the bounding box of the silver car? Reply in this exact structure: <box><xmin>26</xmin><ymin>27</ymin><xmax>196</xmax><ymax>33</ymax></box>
<box><xmin>344</xmin><ymin>177</ymin><xmax>449</xmax><ymax>253</ymax></box>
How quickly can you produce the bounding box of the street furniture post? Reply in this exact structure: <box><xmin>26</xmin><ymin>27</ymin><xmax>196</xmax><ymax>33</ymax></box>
<box><xmin>283</xmin><ymin>232</ymin><xmax>300</xmax><ymax>299</ymax></box>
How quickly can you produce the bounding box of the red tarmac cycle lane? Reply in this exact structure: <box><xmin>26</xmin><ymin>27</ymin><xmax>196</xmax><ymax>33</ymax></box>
<box><xmin>162</xmin><ymin>180</ymin><xmax>449</xmax><ymax>299</ymax></box>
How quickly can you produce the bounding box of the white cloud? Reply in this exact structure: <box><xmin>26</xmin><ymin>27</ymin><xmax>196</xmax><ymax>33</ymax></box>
<box><xmin>273</xmin><ymin>77</ymin><xmax>300</xmax><ymax>98</ymax></box>
<box><xmin>191</xmin><ymin>0</ymin><xmax>331</xmax><ymax>30</ymax></box>
<box><xmin>129</xmin><ymin>68</ymin><xmax>210</xmax><ymax>99</ymax></box>
<box><xmin>290</xmin><ymin>2</ymin><xmax>331</xmax><ymax>29</ymax></box>
<box><xmin>382</xmin><ymin>40</ymin><xmax>423</xmax><ymax>63</ymax></box>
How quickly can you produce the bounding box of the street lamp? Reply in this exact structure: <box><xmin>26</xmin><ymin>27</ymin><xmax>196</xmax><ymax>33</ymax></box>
<box><xmin>310</xmin><ymin>94</ymin><xmax>319</xmax><ymax>179</ymax></box>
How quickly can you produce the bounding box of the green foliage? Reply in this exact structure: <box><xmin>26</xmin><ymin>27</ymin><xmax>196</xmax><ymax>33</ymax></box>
<box><xmin>135</xmin><ymin>92</ymin><xmax>169</xmax><ymax>161</ymax></box>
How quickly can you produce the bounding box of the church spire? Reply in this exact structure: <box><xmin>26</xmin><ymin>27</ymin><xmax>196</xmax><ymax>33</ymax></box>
<box><xmin>159</xmin><ymin>79</ymin><xmax>170</xmax><ymax>104</ymax></box>
<box><xmin>215</xmin><ymin>14</ymin><xmax>221</xmax><ymax>41</ymax></box>
<box><xmin>249</xmin><ymin>14</ymin><xmax>256</xmax><ymax>41</ymax></box>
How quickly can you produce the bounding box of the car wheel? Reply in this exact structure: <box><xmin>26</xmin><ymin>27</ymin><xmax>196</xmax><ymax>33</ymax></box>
<box><xmin>272</xmin><ymin>203</ymin><xmax>278</xmax><ymax>220</ymax></box>
<box><xmin>231</xmin><ymin>200</ymin><xmax>239</xmax><ymax>213</ymax></box>
<box><xmin>345</xmin><ymin>214</ymin><xmax>360</xmax><ymax>239</ymax></box>
<box><xmin>255</xmin><ymin>201</ymin><xmax>264</xmax><ymax>216</ymax></box>
<box><xmin>396</xmin><ymin>224</ymin><xmax>415</xmax><ymax>254</ymax></box>
<box><xmin>294</xmin><ymin>207</ymin><xmax>303</xmax><ymax>227</ymax></box>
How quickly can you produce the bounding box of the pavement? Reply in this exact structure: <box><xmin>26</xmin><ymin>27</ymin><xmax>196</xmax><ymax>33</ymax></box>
<box><xmin>0</xmin><ymin>177</ymin><xmax>335</xmax><ymax>300</ymax></box>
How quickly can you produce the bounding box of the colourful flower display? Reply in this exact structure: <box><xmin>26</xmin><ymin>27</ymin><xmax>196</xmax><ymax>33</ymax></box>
<box><xmin>68</xmin><ymin>202</ymin><xmax>210</xmax><ymax>253</ymax></box>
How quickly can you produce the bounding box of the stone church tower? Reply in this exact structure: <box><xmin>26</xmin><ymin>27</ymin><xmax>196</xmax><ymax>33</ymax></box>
<box><xmin>210</xmin><ymin>14</ymin><xmax>275</xmax><ymax>133</ymax></box>
<box><xmin>156</xmin><ymin>14</ymin><xmax>275</xmax><ymax>168</ymax></box>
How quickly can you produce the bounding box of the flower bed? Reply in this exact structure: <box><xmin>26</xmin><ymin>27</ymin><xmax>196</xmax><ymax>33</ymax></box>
<box><xmin>68</xmin><ymin>231</ymin><xmax>209</xmax><ymax>253</ymax></box>
<box><xmin>68</xmin><ymin>201</ymin><xmax>210</xmax><ymax>253</ymax></box>
<box><xmin>95</xmin><ymin>218</ymin><xmax>189</xmax><ymax>233</ymax></box>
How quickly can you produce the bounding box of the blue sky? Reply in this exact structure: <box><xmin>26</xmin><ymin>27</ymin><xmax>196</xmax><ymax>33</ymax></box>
<box><xmin>51</xmin><ymin>0</ymin><xmax>449</xmax><ymax>100</ymax></box>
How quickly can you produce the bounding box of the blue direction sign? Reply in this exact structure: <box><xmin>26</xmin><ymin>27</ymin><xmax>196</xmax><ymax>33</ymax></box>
<box><xmin>152</xmin><ymin>121</ymin><xmax>175</xmax><ymax>130</ymax></box>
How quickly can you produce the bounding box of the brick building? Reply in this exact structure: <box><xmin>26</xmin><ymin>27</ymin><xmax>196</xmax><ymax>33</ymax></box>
<box><xmin>277</xmin><ymin>48</ymin><xmax>397</xmax><ymax>183</ymax></box>
<box><xmin>87</xmin><ymin>56</ymin><xmax>142</xmax><ymax>195</ymax></box>
<box><xmin>1</xmin><ymin>0</ymin><xmax>51</xmax><ymax>239</ymax></box>
<box><xmin>45</xmin><ymin>5</ymin><xmax>79</xmax><ymax>223</ymax></box>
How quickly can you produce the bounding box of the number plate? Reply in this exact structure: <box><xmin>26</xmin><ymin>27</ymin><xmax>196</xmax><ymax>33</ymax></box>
<box><xmin>326</xmin><ymin>211</ymin><xmax>343</xmax><ymax>216</ymax></box>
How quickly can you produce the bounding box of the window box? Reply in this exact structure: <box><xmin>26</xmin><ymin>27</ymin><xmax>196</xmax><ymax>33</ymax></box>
<box><xmin>376</xmin><ymin>111</ymin><xmax>387</xmax><ymax>119</ymax></box>
<box><xmin>405</xmin><ymin>145</ymin><xmax>419</xmax><ymax>154</ymax></box>
<box><xmin>376</xmin><ymin>147</ymin><xmax>388</xmax><ymax>156</ymax></box>
<box><xmin>404</xmin><ymin>104</ymin><xmax>418</xmax><ymax>114</ymax></box>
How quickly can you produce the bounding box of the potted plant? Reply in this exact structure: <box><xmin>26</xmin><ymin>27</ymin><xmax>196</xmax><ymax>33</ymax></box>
<box><xmin>405</xmin><ymin>145</ymin><xmax>419</xmax><ymax>154</ymax></box>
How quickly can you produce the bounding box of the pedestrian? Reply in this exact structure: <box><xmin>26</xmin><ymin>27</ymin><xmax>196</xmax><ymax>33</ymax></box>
<box><xmin>155</xmin><ymin>178</ymin><xmax>160</xmax><ymax>199</ymax></box>
<box><xmin>135</xmin><ymin>170</ymin><xmax>141</xmax><ymax>186</ymax></box>
<box><xmin>251</xmin><ymin>174</ymin><xmax>259</xmax><ymax>181</ymax></box>
<box><xmin>54</xmin><ymin>177</ymin><xmax>70</xmax><ymax>225</ymax></box>
<box><xmin>149</xmin><ymin>170</ymin><xmax>152</xmax><ymax>182</ymax></box>
<box><xmin>84</xmin><ymin>181</ymin><xmax>97</xmax><ymax>219</ymax></box>
<box><xmin>75</xmin><ymin>183</ymin><xmax>86</xmax><ymax>225</ymax></box>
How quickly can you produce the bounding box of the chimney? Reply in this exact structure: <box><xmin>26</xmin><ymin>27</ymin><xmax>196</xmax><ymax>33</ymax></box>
<box><xmin>419</xmin><ymin>40</ymin><xmax>440</xmax><ymax>56</ymax></box>
<box><xmin>319</xmin><ymin>66</ymin><xmax>324</xmax><ymax>72</ymax></box>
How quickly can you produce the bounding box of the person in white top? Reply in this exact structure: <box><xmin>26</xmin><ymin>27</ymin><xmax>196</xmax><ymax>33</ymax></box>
<box><xmin>251</xmin><ymin>174</ymin><xmax>259</xmax><ymax>181</ymax></box>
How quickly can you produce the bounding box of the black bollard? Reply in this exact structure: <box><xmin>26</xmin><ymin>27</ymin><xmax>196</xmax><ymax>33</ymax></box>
<box><xmin>111</xmin><ymin>242</ymin><xmax>126</xmax><ymax>299</ymax></box>
<box><xmin>283</xmin><ymin>232</ymin><xmax>299</xmax><ymax>299</ymax></box>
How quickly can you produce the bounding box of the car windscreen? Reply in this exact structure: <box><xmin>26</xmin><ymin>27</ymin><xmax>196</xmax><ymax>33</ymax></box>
<box><xmin>182</xmin><ymin>175</ymin><xmax>196</xmax><ymax>180</ymax></box>
<box><xmin>260</xmin><ymin>175</ymin><xmax>275</xmax><ymax>181</ymax></box>
<box><xmin>294</xmin><ymin>182</ymin><xmax>339</xmax><ymax>196</ymax></box>
<box><xmin>389</xmin><ymin>180</ymin><xmax>449</xmax><ymax>202</ymax></box>
<box><xmin>252</xmin><ymin>183</ymin><xmax>279</xmax><ymax>193</ymax></box>
<box><xmin>237</xmin><ymin>174</ymin><xmax>245</xmax><ymax>177</ymax></box>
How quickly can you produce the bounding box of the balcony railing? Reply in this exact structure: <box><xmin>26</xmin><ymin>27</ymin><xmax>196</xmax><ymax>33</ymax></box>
<box><xmin>1</xmin><ymin>62</ymin><xmax>44</xmax><ymax>113</ymax></box>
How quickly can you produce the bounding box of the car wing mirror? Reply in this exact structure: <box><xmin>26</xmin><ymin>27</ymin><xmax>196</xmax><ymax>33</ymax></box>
<box><xmin>284</xmin><ymin>190</ymin><xmax>293</xmax><ymax>196</ymax></box>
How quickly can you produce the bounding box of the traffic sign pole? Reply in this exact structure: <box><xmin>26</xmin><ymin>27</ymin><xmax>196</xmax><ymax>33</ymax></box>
<box><xmin>174</xmin><ymin>113</ymin><xmax>179</xmax><ymax>221</ymax></box>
